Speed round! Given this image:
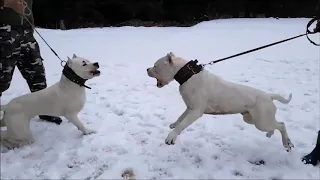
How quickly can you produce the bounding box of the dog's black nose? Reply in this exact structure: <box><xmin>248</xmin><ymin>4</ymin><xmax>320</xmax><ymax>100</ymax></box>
<box><xmin>147</xmin><ymin>68</ymin><xmax>150</xmax><ymax>71</ymax></box>
<box><xmin>93</xmin><ymin>62</ymin><xmax>99</xmax><ymax>68</ymax></box>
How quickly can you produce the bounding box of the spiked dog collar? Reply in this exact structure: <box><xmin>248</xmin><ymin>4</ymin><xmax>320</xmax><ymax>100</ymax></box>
<box><xmin>62</xmin><ymin>65</ymin><xmax>91</xmax><ymax>89</ymax></box>
<box><xmin>174</xmin><ymin>60</ymin><xmax>203</xmax><ymax>85</ymax></box>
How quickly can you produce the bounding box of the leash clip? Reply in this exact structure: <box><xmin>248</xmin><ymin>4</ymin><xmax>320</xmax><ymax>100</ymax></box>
<box><xmin>187</xmin><ymin>60</ymin><xmax>200</xmax><ymax>74</ymax></box>
<box><xmin>61</xmin><ymin>60</ymin><xmax>67</xmax><ymax>67</ymax></box>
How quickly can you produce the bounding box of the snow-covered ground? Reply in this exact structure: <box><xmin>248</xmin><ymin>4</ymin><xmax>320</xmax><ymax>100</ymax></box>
<box><xmin>1</xmin><ymin>18</ymin><xmax>319</xmax><ymax>179</ymax></box>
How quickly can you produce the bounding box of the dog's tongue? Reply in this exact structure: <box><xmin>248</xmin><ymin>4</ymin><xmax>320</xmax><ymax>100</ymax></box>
<box><xmin>91</xmin><ymin>70</ymin><xmax>100</xmax><ymax>75</ymax></box>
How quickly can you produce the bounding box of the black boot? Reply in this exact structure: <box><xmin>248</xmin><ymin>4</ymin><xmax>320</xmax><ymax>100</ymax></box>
<box><xmin>302</xmin><ymin>131</ymin><xmax>320</xmax><ymax>166</ymax></box>
<box><xmin>39</xmin><ymin>115</ymin><xmax>62</xmax><ymax>125</ymax></box>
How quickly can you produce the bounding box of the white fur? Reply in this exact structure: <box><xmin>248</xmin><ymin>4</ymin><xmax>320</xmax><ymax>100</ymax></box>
<box><xmin>0</xmin><ymin>54</ymin><xmax>101</xmax><ymax>149</ymax></box>
<box><xmin>147</xmin><ymin>52</ymin><xmax>294</xmax><ymax>152</ymax></box>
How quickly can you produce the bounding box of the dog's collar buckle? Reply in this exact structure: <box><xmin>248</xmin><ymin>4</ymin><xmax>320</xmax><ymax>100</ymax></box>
<box><xmin>62</xmin><ymin>65</ymin><xmax>92</xmax><ymax>89</ymax></box>
<box><xmin>174</xmin><ymin>59</ymin><xmax>203</xmax><ymax>85</ymax></box>
<box><xmin>187</xmin><ymin>64</ymin><xmax>197</xmax><ymax>74</ymax></box>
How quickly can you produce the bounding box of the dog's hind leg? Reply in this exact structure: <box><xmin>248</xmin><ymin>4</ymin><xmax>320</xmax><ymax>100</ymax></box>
<box><xmin>169</xmin><ymin>108</ymin><xmax>189</xmax><ymax>129</ymax></box>
<box><xmin>1</xmin><ymin>131</ymin><xmax>16</xmax><ymax>149</ymax></box>
<box><xmin>0</xmin><ymin>130</ymin><xmax>7</xmax><ymax>142</ymax></box>
<box><xmin>242</xmin><ymin>112</ymin><xmax>275</xmax><ymax>137</ymax></box>
<box><xmin>241</xmin><ymin>112</ymin><xmax>254</xmax><ymax>125</ymax></box>
<box><xmin>274</xmin><ymin>121</ymin><xmax>294</xmax><ymax>152</ymax></box>
<box><xmin>266</xmin><ymin>130</ymin><xmax>274</xmax><ymax>138</ymax></box>
<box><xmin>0</xmin><ymin>110</ymin><xmax>5</xmax><ymax>127</ymax></box>
<box><xmin>252</xmin><ymin>104</ymin><xmax>294</xmax><ymax>152</ymax></box>
<box><xmin>1</xmin><ymin>130</ymin><xmax>34</xmax><ymax>149</ymax></box>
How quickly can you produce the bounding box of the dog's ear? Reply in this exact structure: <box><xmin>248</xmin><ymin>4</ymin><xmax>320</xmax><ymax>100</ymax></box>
<box><xmin>168</xmin><ymin>52</ymin><xmax>175</xmax><ymax>57</ymax></box>
<box><xmin>72</xmin><ymin>54</ymin><xmax>77</xmax><ymax>59</ymax></box>
<box><xmin>165</xmin><ymin>52</ymin><xmax>174</xmax><ymax>65</ymax></box>
<box><xmin>67</xmin><ymin>56</ymin><xmax>72</xmax><ymax>67</ymax></box>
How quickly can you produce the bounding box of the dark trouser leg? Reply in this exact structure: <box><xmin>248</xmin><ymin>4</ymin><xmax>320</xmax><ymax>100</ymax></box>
<box><xmin>17</xmin><ymin>28</ymin><xmax>47</xmax><ymax>92</ymax></box>
<box><xmin>0</xmin><ymin>25</ymin><xmax>19</xmax><ymax>94</ymax></box>
<box><xmin>18</xmin><ymin>28</ymin><xmax>62</xmax><ymax>125</ymax></box>
<box><xmin>302</xmin><ymin>131</ymin><xmax>320</xmax><ymax>166</ymax></box>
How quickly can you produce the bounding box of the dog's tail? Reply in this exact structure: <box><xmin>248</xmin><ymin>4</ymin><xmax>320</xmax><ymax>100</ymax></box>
<box><xmin>269</xmin><ymin>93</ymin><xmax>292</xmax><ymax>104</ymax></box>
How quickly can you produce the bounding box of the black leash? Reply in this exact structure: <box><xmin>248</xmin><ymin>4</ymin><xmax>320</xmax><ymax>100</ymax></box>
<box><xmin>201</xmin><ymin>17</ymin><xmax>320</xmax><ymax>67</ymax></box>
<box><xmin>23</xmin><ymin>17</ymin><xmax>66</xmax><ymax>67</ymax></box>
<box><xmin>21</xmin><ymin>4</ymin><xmax>93</xmax><ymax>89</ymax></box>
<box><xmin>21</xmin><ymin>2</ymin><xmax>66</xmax><ymax>67</ymax></box>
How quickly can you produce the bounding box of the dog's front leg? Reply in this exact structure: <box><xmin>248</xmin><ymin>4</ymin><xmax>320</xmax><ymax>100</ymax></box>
<box><xmin>169</xmin><ymin>109</ymin><xmax>189</xmax><ymax>129</ymax></box>
<box><xmin>64</xmin><ymin>114</ymin><xmax>96</xmax><ymax>135</ymax></box>
<box><xmin>165</xmin><ymin>109</ymin><xmax>203</xmax><ymax>145</ymax></box>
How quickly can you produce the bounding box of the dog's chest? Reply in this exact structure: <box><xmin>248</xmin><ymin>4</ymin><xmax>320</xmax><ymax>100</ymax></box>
<box><xmin>62</xmin><ymin>92</ymin><xmax>86</xmax><ymax>111</ymax></box>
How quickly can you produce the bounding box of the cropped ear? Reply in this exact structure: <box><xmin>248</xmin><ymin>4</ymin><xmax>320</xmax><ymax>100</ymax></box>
<box><xmin>67</xmin><ymin>56</ymin><xmax>72</xmax><ymax>67</ymax></box>
<box><xmin>165</xmin><ymin>52</ymin><xmax>175</xmax><ymax>65</ymax></box>
<box><xmin>168</xmin><ymin>52</ymin><xmax>175</xmax><ymax>57</ymax></box>
<box><xmin>72</xmin><ymin>54</ymin><xmax>77</xmax><ymax>58</ymax></box>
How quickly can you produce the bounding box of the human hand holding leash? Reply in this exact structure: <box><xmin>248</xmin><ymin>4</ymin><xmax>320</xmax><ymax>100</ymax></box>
<box><xmin>314</xmin><ymin>20</ymin><xmax>320</xmax><ymax>33</ymax></box>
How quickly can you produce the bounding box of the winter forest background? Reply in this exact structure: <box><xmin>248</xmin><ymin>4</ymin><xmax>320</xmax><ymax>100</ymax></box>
<box><xmin>33</xmin><ymin>0</ymin><xmax>320</xmax><ymax>29</ymax></box>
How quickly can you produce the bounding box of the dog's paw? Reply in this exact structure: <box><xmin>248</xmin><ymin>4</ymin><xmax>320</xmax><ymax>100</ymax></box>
<box><xmin>165</xmin><ymin>131</ymin><xmax>178</xmax><ymax>145</ymax></box>
<box><xmin>266</xmin><ymin>130</ymin><xmax>274</xmax><ymax>138</ymax></box>
<box><xmin>284</xmin><ymin>139</ymin><xmax>294</xmax><ymax>152</ymax></box>
<box><xmin>169</xmin><ymin>123</ymin><xmax>177</xmax><ymax>129</ymax></box>
<box><xmin>83</xmin><ymin>129</ymin><xmax>97</xmax><ymax>135</ymax></box>
<box><xmin>121</xmin><ymin>168</ymin><xmax>136</xmax><ymax>180</ymax></box>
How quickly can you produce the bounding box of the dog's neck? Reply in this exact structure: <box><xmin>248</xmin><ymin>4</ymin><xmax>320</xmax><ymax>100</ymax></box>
<box><xmin>59</xmin><ymin>75</ymin><xmax>84</xmax><ymax>90</ymax></box>
<box><xmin>62</xmin><ymin>65</ymin><xmax>91</xmax><ymax>89</ymax></box>
<box><xmin>173</xmin><ymin>59</ymin><xmax>203</xmax><ymax>85</ymax></box>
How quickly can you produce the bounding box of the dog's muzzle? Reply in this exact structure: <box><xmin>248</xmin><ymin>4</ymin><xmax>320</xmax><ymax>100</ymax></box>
<box><xmin>93</xmin><ymin>62</ymin><xmax>99</xmax><ymax>68</ymax></box>
<box><xmin>91</xmin><ymin>62</ymin><xmax>101</xmax><ymax>76</ymax></box>
<box><xmin>146</xmin><ymin>68</ymin><xmax>166</xmax><ymax>88</ymax></box>
<box><xmin>147</xmin><ymin>68</ymin><xmax>154</xmax><ymax>77</ymax></box>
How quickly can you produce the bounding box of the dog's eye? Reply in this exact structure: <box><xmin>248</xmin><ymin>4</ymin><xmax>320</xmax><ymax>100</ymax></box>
<box><xmin>82</xmin><ymin>61</ymin><xmax>87</xmax><ymax>66</ymax></box>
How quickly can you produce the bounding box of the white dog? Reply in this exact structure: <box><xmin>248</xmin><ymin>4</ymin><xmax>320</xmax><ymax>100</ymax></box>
<box><xmin>0</xmin><ymin>54</ymin><xmax>100</xmax><ymax>149</ymax></box>
<box><xmin>147</xmin><ymin>52</ymin><xmax>294</xmax><ymax>152</ymax></box>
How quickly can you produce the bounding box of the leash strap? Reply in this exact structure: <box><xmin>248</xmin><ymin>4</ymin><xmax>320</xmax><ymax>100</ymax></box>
<box><xmin>23</xmin><ymin>16</ymin><xmax>65</xmax><ymax>64</ymax></box>
<box><xmin>202</xmin><ymin>16</ymin><xmax>320</xmax><ymax>67</ymax></box>
<box><xmin>204</xmin><ymin>33</ymin><xmax>306</xmax><ymax>67</ymax></box>
<box><xmin>21</xmin><ymin>1</ymin><xmax>66</xmax><ymax>67</ymax></box>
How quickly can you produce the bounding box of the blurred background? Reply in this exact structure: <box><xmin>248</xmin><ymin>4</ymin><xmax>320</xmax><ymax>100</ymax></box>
<box><xmin>33</xmin><ymin>0</ymin><xmax>320</xmax><ymax>29</ymax></box>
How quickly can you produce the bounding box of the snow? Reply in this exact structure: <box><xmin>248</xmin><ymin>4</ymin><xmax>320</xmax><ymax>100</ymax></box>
<box><xmin>1</xmin><ymin>18</ymin><xmax>319</xmax><ymax>179</ymax></box>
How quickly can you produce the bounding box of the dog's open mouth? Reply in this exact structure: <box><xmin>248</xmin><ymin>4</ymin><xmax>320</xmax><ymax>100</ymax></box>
<box><xmin>156</xmin><ymin>79</ymin><xmax>165</xmax><ymax>88</ymax></box>
<box><xmin>91</xmin><ymin>70</ymin><xmax>101</xmax><ymax>76</ymax></box>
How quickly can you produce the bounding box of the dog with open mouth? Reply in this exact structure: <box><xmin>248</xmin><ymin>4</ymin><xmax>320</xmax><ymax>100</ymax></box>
<box><xmin>147</xmin><ymin>52</ymin><xmax>294</xmax><ymax>152</ymax></box>
<box><xmin>0</xmin><ymin>54</ymin><xmax>100</xmax><ymax>149</ymax></box>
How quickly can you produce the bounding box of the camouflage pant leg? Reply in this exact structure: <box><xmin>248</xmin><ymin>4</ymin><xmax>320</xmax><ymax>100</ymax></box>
<box><xmin>0</xmin><ymin>25</ymin><xmax>21</xmax><ymax>94</ymax></box>
<box><xmin>17</xmin><ymin>28</ymin><xmax>47</xmax><ymax>92</ymax></box>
